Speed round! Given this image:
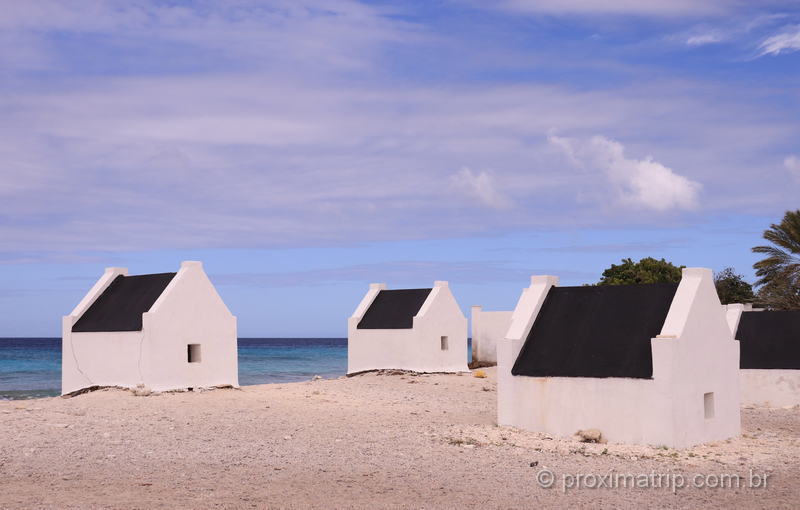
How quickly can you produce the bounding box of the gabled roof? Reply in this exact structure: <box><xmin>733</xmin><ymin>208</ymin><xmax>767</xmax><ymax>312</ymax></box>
<box><xmin>737</xmin><ymin>310</ymin><xmax>800</xmax><ymax>369</ymax></box>
<box><xmin>357</xmin><ymin>288</ymin><xmax>432</xmax><ymax>329</ymax></box>
<box><xmin>72</xmin><ymin>273</ymin><xmax>177</xmax><ymax>332</ymax></box>
<box><xmin>512</xmin><ymin>283</ymin><xmax>678</xmax><ymax>379</ymax></box>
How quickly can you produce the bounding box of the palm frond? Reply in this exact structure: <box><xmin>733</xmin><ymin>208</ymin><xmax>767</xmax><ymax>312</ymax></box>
<box><xmin>752</xmin><ymin>210</ymin><xmax>800</xmax><ymax>301</ymax></box>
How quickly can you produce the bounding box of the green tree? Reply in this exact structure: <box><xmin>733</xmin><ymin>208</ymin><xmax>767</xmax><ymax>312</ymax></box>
<box><xmin>713</xmin><ymin>267</ymin><xmax>755</xmax><ymax>304</ymax></box>
<box><xmin>597</xmin><ymin>257</ymin><xmax>684</xmax><ymax>286</ymax></box>
<box><xmin>752</xmin><ymin>209</ymin><xmax>800</xmax><ymax>310</ymax></box>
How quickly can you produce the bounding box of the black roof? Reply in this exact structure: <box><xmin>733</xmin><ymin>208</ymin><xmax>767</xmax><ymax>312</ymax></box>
<box><xmin>72</xmin><ymin>273</ymin><xmax>177</xmax><ymax>332</ymax></box>
<box><xmin>737</xmin><ymin>310</ymin><xmax>800</xmax><ymax>370</ymax></box>
<box><xmin>357</xmin><ymin>288</ymin><xmax>432</xmax><ymax>329</ymax></box>
<box><xmin>512</xmin><ymin>283</ymin><xmax>679</xmax><ymax>379</ymax></box>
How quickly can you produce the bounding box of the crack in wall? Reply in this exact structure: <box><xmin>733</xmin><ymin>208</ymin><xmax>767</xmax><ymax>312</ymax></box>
<box><xmin>68</xmin><ymin>332</ymin><xmax>94</xmax><ymax>387</ymax></box>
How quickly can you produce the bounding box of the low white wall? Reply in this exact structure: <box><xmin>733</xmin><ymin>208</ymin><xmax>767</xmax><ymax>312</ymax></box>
<box><xmin>740</xmin><ymin>369</ymin><xmax>800</xmax><ymax>407</ymax></box>
<box><xmin>723</xmin><ymin>304</ymin><xmax>798</xmax><ymax>408</ymax></box>
<box><xmin>62</xmin><ymin>329</ymin><xmax>144</xmax><ymax>394</ymax></box>
<box><xmin>498</xmin><ymin>269</ymin><xmax>741</xmax><ymax>448</ymax></box>
<box><xmin>348</xmin><ymin>281</ymin><xmax>468</xmax><ymax>374</ymax></box>
<box><xmin>498</xmin><ymin>372</ymin><xmax>673</xmax><ymax>445</ymax></box>
<box><xmin>470</xmin><ymin>306</ymin><xmax>512</xmax><ymax>364</ymax></box>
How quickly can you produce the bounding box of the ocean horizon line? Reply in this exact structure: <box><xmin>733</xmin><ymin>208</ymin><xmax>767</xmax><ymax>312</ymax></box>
<box><xmin>0</xmin><ymin>337</ymin><xmax>353</xmax><ymax>400</ymax></box>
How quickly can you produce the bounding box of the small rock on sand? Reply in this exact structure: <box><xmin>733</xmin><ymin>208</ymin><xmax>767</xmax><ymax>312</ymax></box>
<box><xmin>576</xmin><ymin>429</ymin><xmax>603</xmax><ymax>443</ymax></box>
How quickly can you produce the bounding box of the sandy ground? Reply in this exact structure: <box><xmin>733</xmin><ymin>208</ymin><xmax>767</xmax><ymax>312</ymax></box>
<box><xmin>1</xmin><ymin>367</ymin><xmax>798</xmax><ymax>509</ymax></box>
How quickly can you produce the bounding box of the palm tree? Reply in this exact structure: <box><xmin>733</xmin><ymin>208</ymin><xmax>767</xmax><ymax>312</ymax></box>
<box><xmin>752</xmin><ymin>209</ymin><xmax>800</xmax><ymax>310</ymax></box>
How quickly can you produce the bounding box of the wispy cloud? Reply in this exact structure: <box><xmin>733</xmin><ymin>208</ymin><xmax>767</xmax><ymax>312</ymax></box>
<box><xmin>450</xmin><ymin>167</ymin><xmax>513</xmax><ymax>210</ymax></box>
<box><xmin>671</xmin><ymin>12</ymin><xmax>797</xmax><ymax>55</ymax></box>
<box><xmin>786</xmin><ymin>154</ymin><xmax>800</xmax><ymax>182</ymax></box>
<box><xmin>0</xmin><ymin>0</ymin><xmax>422</xmax><ymax>74</ymax></box>
<box><xmin>548</xmin><ymin>135</ymin><xmax>702</xmax><ymax>211</ymax></box>
<box><xmin>538</xmin><ymin>238</ymin><xmax>690</xmax><ymax>254</ymax></box>
<box><xmin>486</xmin><ymin>0</ymin><xmax>738</xmax><ymax>17</ymax></box>
<box><xmin>758</xmin><ymin>25</ymin><xmax>800</xmax><ymax>56</ymax></box>
<box><xmin>0</xmin><ymin>0</ymin><xmax>797</xmax><ymax>260</ymax></box>
<box><xmin>686</xmin><ymin>33</ymin><xmax>725</xmax><ymax>46</ymax></box>
<box><xmin>211</xmin><ymin>260</ymin><xmax>588</xmax><ymax>287</ymax></box>
<box><xmin>0</xmin><ymin>75</ymin><xmax>790</xmax><ymax>254</ymax></box>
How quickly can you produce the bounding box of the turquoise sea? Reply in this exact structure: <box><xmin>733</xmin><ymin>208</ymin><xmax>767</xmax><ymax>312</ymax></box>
<box><xmin>0</xmin><ymin>338</ymin><xmax>349</xmax><ymax>400</ymax></box>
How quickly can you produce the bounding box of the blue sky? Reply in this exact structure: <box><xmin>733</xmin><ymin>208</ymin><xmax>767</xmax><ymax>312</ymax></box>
<box><xmin>1</xmin><ymin>0</ymin><xmax>798</xmax><ymax>337</ymax></box>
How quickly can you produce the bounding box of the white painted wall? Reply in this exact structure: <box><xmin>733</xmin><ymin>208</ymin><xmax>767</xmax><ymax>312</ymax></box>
<box><xmin>740</xmin><ymin>370</ymin><xmax>800</xmax><ymax>407</ymax></box>
<box><xmin>348</xmin><ymin>281</ymin><xmax>469</xmax><ymax>374</ymax></box>
<box><xmin>722</xmin><ymin>303</ymin><xmax>755</xmax><ymax>336</ymax></box>
<box><xmin>470</xmin><ymin>306</ymin><xmax>512</xmax><ymax>363</ymax></box>
<box><xmin>62</xmin><ymin>261</ymin><xmax>238</xmax><ymax>395</ymax></box>
<box><xmin>724</xmin><ymin>304</ymin><xmax>800</xmax><ymax>407</ymax></box>
<box><xmin>498</xmin><ymin>269</ymin><xmax>741</xmax><ymax>448</ymax></box>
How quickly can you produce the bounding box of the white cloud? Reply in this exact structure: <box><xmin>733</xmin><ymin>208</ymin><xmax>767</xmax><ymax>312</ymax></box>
<box><xmin>686</xmin><ymin>33</ymin><xmax>723</xmax><ymax>46</ymax></box>
<box><xmin>0</xmin><ymin>0</ymin><xmax>795</xmax><ymax>257</ymax></box>
<box><xmin>786</xmin><ymin>154</ymin><xmax>800</xmax><ymax>182</ymax></box>
<box><xmin>214</xmin><ymin>259</ymin><xmax>538</xmax><ymax>287</ymax></box>
<box><xmin>678</xmin><ymin>14</ymin><xmax>790</xmax><ymax>53</ymax></box>
<box><xmin>0</xmin><ymin>74</ymin><xmax>789</xmax><ymax>254</ymax></box>
<box><xmin>0</xmin><ymin>0</ymin><xmax>422</xmax><ymax>74</ymax></box>
<box><xmin>548</xmin><ymin>135</ymin><xmax>702</xmax><ymax>211</ymax></box>
<box><xmin>757</xmin><ymin>26</ymin><xmax>800</xmax><ymax>56</ymax></box>
<box><xmin>489</xmin><ymin>0</ymin><xmax>737</xmax><ymax>17</ymax></box>
<box><xmin>450</xmin><ymin>167</ymin><xmax>513</xmax><ymax>210</ymax></box>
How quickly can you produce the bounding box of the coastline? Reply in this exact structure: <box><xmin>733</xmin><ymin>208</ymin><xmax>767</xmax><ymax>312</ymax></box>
<box><xmin>0</xmin><ymin>337</ymin><xmax>350</xmax><ymax>400</ymax></box>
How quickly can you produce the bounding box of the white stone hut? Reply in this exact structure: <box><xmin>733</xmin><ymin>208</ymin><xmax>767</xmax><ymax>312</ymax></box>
<box><xmin>725</xmin><ymin>304</ymin><xmax>800</xmax><ymax>407</ymax></box>
<box><xmin>348</xmin><ymin>281</ymin><xmax>468</xmax><ymax>374</ymax></box>
<box><xmin>470</xmin><ymin>305</ymin><xmax>512</xmax><ymax>364</ymax></box>
<box><xmin>498</xmin><ymin>268</ymin><xmax>740</xmax><ymax>447</ymax></box>
<box><xmin>62</xmin><ymin>261</ymin><xmax>238</xmax><ymax>395</ymax></box>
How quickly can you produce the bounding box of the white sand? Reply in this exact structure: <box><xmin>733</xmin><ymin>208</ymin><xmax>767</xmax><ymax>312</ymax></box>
<box><xmin>1</xmin><ymin>367</ymin><xmax>798</xmax><ymax>509</ymax></box>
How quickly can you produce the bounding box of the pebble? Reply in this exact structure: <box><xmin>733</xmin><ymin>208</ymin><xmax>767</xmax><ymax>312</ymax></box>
<box><xmin>576</xmin><ymin>428</ymin><xmax>603</xmax><ymax>443</ymax></box>
<box><xmin>283</xmin><ymin>435</ymin><xmax>292</xmax><ymax>440</ymax></box>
